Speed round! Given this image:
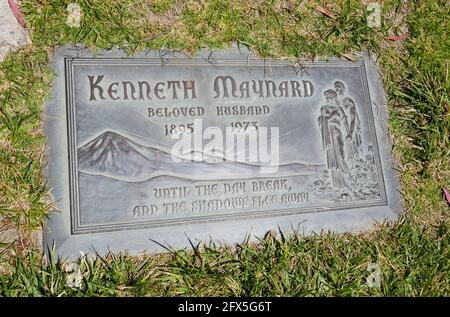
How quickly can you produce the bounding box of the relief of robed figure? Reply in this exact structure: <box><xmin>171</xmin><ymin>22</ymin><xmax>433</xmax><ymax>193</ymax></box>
<box><xmin>334</xmin><ymin>81</ymin><xmax>362</xmax><ymax>164</ymax></box>
<box><xmin>318</xmin><ymin>89</ymin><xmax>350</xmax><ymax>190</ymax></box>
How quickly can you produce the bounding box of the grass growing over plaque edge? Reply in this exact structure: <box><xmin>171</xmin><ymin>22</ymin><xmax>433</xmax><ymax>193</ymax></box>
<box><xmin>0</xmin><ymin>0</ymin><xmax>448</xmax><ymax>296</ymax></box>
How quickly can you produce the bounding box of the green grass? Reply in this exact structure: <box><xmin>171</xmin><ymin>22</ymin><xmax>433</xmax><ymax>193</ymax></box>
<box><xmin>0</xmin><ymin>0</ymin><xmax>449</xmax><ymax>296</ymax></box>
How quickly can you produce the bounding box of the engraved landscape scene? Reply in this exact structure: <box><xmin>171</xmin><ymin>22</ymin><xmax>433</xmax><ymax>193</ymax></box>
<box><xmin>70</xmin><ymin>62</ymin><xmax>384</xmax><ymax>231</ymax></box>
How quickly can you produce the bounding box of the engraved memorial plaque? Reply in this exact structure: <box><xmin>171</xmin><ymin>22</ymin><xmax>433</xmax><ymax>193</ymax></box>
<box><xmin>44</xmin><ymin>46</ymin><xmax>402</xmax><ymax>258</ymax></box>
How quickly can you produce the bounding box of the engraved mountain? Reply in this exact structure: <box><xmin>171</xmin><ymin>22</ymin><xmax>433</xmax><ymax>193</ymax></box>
<box><xmin>78</xmin><ymin>131</ymin><xmax>162</xmax><ymax>181</ymax></box>
<box><xmin>78</xmin><ymin>130</ymin><xmax>324</xmax><ymax>182</ymax></box>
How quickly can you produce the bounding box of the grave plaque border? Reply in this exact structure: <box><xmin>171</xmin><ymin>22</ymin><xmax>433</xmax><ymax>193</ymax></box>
<box><xmin>43</xmin><ymin>46</ymin><xmax>402</xmax><ymax>258</ymax></box>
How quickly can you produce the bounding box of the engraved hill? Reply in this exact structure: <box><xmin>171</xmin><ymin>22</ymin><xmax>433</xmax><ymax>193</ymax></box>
<box><xmin>78</xmin><ymin>130</ymin><xmax>324</xmax><ymax>182</ymax></box>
